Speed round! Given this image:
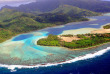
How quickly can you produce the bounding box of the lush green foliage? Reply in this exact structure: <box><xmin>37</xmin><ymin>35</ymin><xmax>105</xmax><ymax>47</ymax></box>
<box><xmin>0</xmin><ymin>28</ymin><xmax>16</xmax><ymax>43</ymax></box>
<box><xmin>0</xmin><ymin>9</ymin><xmax>55</xmax><ymax>43</ymax></box>
<box><xmin>37</xmin><ymin>34</ymin><xmax>61</xmax><ymax>46</ymax></box>
<box><xmin>0</xmin><ymin>8</ymin><xmax>99</xmax><ymax>43</ymax></box>
<box><xmin>103</xmin><ymin>24</ymin><xmax>110</xmax><ymax>29</ymax></box>
<box><xmin>61</xmin><ymin>34</ymin><xmax>74</xmax><ymax>37</ymax></box>
<box><xmin>51</xmin><ymin>5</ymin><xmax>99</xmax><ymax>16</ymax></box>
<box><xmin>35</xmin><ymin>5</ymin><xmax>99</xmax><ymax>24</ymax></box>
<box><xmin>37</xmin><ymin>34</ymin><xmax>110</xmax><ymax>49</ymax></box>
<box><xmin>35</xmin><ymin>13</ymin><xmax>89</xmax><ymax>24</ymax></box>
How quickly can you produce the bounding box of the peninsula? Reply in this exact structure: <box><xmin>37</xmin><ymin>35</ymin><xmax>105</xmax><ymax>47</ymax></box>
<box><xmin>37</xmin><ymin>24</ymin><xmax>110</xmax><ymax>49</ymax></box>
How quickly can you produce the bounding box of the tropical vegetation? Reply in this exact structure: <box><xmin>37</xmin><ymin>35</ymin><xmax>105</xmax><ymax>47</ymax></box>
<box><xmin>103</xmin><ymin>24</ymin><xmax>110</xmax><ymax>29</ymax></box>
<box><xmin>0</xmin><ymin>7</ymin><xmax>99</xmax><ymax>43</ymax></box>
<box><xmin>37</xmin><ymin>33</ymin><xmax>110</xmax><ymax>49</ymax></box>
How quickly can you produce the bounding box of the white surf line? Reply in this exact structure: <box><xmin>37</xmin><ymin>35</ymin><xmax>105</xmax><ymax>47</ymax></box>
<box><xmin>0</xmin><ymin>46</ymin><xmax>110</xmax><ymax>72</ymax></box>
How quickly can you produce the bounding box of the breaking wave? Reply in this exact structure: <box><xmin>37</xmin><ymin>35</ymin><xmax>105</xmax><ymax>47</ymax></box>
<box><xmin>0</xmin><ymin>46</ymin><xmax>110</xmax><ymax>72</ymax></box>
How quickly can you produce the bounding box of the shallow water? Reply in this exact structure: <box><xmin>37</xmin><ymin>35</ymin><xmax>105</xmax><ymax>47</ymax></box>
<box><xmin>0</xmin><ymin>14</ymin><xmax>110</xmax><ymax>73</ymax></box>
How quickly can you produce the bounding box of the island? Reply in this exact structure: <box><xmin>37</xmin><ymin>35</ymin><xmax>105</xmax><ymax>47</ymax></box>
<box><xmin>1</xmin><ymin>0</ymin><xmax>110</xmax><ymax>72</ymax></box>
<box><xmin>0</xmin><ymin>6</ymin><xmax>100</xmax><ymax>43</ymax></box>
<box><xmin>37</xmin><ymin>24</ymin><xmax>110</xmax><ymax>49</ymax></box>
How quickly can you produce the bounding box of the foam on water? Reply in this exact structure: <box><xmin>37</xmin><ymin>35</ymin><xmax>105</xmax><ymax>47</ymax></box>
<box><xmin>0</xmin><ymin>14</ymin><xmax>110</xmax><ymax>72</ymax></box>
<box><xmin>0</xmin><ymin>45</ymin><xmax>109</xmax><ymax>72</ymax></box>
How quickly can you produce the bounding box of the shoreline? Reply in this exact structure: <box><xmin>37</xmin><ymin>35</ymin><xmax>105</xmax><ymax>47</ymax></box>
<box><xmin>37</xmin><ymin>25</ymin><xmax>110</xmax><ymax>50</ymax></box>
<box><xmin>100</xmin><ymin>23</ymin><xmax>110</xmax><ymax>29</ymax></box>
<box><xmin>70</xmin><ymin>42</ymin><xmax>110</xmax><ymax>51</ymax></box>
<box><xmin>1</xmin><ymin>42</ymin><xmax>110</xmax><ymax>72</ymax></box>
<box><xmin>61</xmin><ymin>22</ymin><xmax>110</xmax><ymax>36</ymax></box>
<box><xmin>0</xmin><ymin>14</ymin><xmax>109</xmax><ymax>72</ymax></box>
<box><xmin>0</xmin><ymin>16</ymin><xmax>99</xmax><ymax>43</ymax></box>
<box><xmin>37</xmin><ymin>38</ymin><xmax>110</xmax><ymax>51</ymax></box>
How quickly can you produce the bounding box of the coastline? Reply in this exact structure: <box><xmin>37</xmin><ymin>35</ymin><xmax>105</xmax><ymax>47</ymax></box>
<box><xmin>37</xmin><ymin>22</ymin><xmax>110</xmax><ymax>50</ymax></box>
<box><xmin>37</xmin><ymin>39</ymin><xmax>110</xmax><ymax>51</ymax></box>
<box><xmin>1</xmin><ymin>42</ymin><xmax>110</xmax><ymax>72</ymax></box>
<box><xmin>70</xmin><ymin>42</ymin><xmax>110</xmax><ymax>51</ymax></box>
<box><xmin>61</xmin><ymin>28</ymin><xmax>98</xmax><ymax>35</ymax></box>
<box><xmin>61</xmin><ymin>22</ymin><xmax>110</xmax><ymax>35</ymax></box>
<box><xmin>0</xmin><ymin>14</ymin><xmax>109</xmax><ymax>72</ymax></box>
<box><xmin>0</xmin><ymin>16</ymin><xmax>98</xmax><ymax>43</ymax></box>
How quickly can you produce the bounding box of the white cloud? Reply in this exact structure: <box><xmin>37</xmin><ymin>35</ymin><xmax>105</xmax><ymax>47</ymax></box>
<box><xmin>0</xmin><ymin>0</ymin><xmax>36</xmax><ymax>3</ymax></box>
<box><xmin>0</xmin><ymin>0</ymin><xmax>36</xmax><ymax>8</ymax></box>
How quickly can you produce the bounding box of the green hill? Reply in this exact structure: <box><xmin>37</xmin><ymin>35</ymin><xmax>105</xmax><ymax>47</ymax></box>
<box><xmin>51</xmin><ymin>5</ymin><xmax>100</xmax><ymax>16</ymax></box>
<box><xmin>0</xmin><ymin>9</ymin><xmax>55</xmax><ymax>43</ymax></box>
<box><xmin>0</xmin><ymin>8</ymin><xmax>23</xmax><ymax>21</ymax></box>
<box><xmin>35</xmin><ymin>5</ymin><xmax>99</xmax><ymax>24</ymax></box>
<box><xmin>0</xmin><ymin>8</ymin><xmax>100</xmax><ymax>43</ymax></box>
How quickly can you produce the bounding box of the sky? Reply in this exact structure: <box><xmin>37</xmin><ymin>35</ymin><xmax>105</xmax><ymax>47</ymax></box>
<box><xmin>0</xmin><ymin>0</ymin><xmax>36</xmax><ymax>8</ymax></box>
<box><xmin>102</xmin><ymin>0</ymin><xmax>110</xmax><ymax>1</ymax></box>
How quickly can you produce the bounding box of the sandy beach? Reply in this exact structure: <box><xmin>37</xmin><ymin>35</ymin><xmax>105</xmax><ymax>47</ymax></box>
<box><xmin>59</xmin><ymin>23</ymin><xmax>110</xmax><ymax>43</ymax></box>
<box><xmin>91</xmin><ymin>29</ymin><xmax>110</xmax><ymax>34</ymax></box>
<box><xmin>58</xmin><ymin>36</ymin><xmax>81</xmax><ymax>42</ymax></box>
<box><xmin>61</xmin><ymin>28</ymin><xmax>98</xmax><ymax>35</ymax></box>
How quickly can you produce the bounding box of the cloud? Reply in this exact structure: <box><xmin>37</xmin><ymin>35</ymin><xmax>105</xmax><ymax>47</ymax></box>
<box><xmin>0</xmin><ymin>0</ymin><xmax>35</xmax><ymax>2</ymax></box>
<box><xmin>0</xmin><ymin>0</ymin><xmax>36</xmax><ymax>8</ymax></box>
<box><xmin>0</xmin><ymin>0</ymin><xmax>36</xmax><ymax>3</ymax></box>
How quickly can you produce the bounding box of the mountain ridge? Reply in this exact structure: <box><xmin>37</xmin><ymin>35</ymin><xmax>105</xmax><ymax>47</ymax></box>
<box><xmin>51</xmin><ymin>5</ymin><xmax>99</xmax><ymax>16</ymax></box>
<box><xmin>2</xmin><ymin>0</ymin><xmax>110</xmax><ymax>13</ymax></box>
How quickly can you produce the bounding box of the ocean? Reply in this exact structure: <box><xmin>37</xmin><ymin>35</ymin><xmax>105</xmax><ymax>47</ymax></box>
<box><xmin>0</xmin><ymin>14</ymin><xmax>110</xmax><ymax>74</ymax></box>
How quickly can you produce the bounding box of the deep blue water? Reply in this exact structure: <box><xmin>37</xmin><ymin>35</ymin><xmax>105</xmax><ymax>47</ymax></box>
<box><xmin>0</xmin><ymin>15</ymin><xmax>110</xmax><ymax>74</ymax></box>
<box><xmin>13</xmin><ymin>34</ymin><xmax>33</xmax><ymax>41</ymax></box>
<box><xmin>0</xmin><ymin>50</ymin><xmax>110</xmax><ymax>74</ymax></box>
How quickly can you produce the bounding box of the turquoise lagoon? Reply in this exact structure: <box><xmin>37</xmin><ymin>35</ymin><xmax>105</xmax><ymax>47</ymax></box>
<box><xmin>0</xmin><ymin>14</ymin><xmax>110</xmax><ymax>70</ymax></box>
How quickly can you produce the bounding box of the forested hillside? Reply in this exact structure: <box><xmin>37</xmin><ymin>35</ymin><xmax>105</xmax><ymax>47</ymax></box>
<box><xmin>0</xmin><ymin>7</ymin><xmax>97</xmax><ymax>43</ymax></box>
<box><xmin>35</xmin><ymin>5</ymin><xmax>99</xmax><ymax>24</ymax></box>
<box><xmin>0</xmin><ymin>1</ymin><xmax>101</xmax><ymax>43</ymax></box>
<box><xmin>0</xmin><ymin>9</ymin><xmax>55</xmax><ymax>43</ymax></box>
<box><xmin>51</xmin><ymin>5</ymin><xmax>99</xmax><ymax>16</ymax></box>
<box><xmin>2</xmin><ymin>0</ymin><xmax>110</xmax><ymax>13</ymax></box>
